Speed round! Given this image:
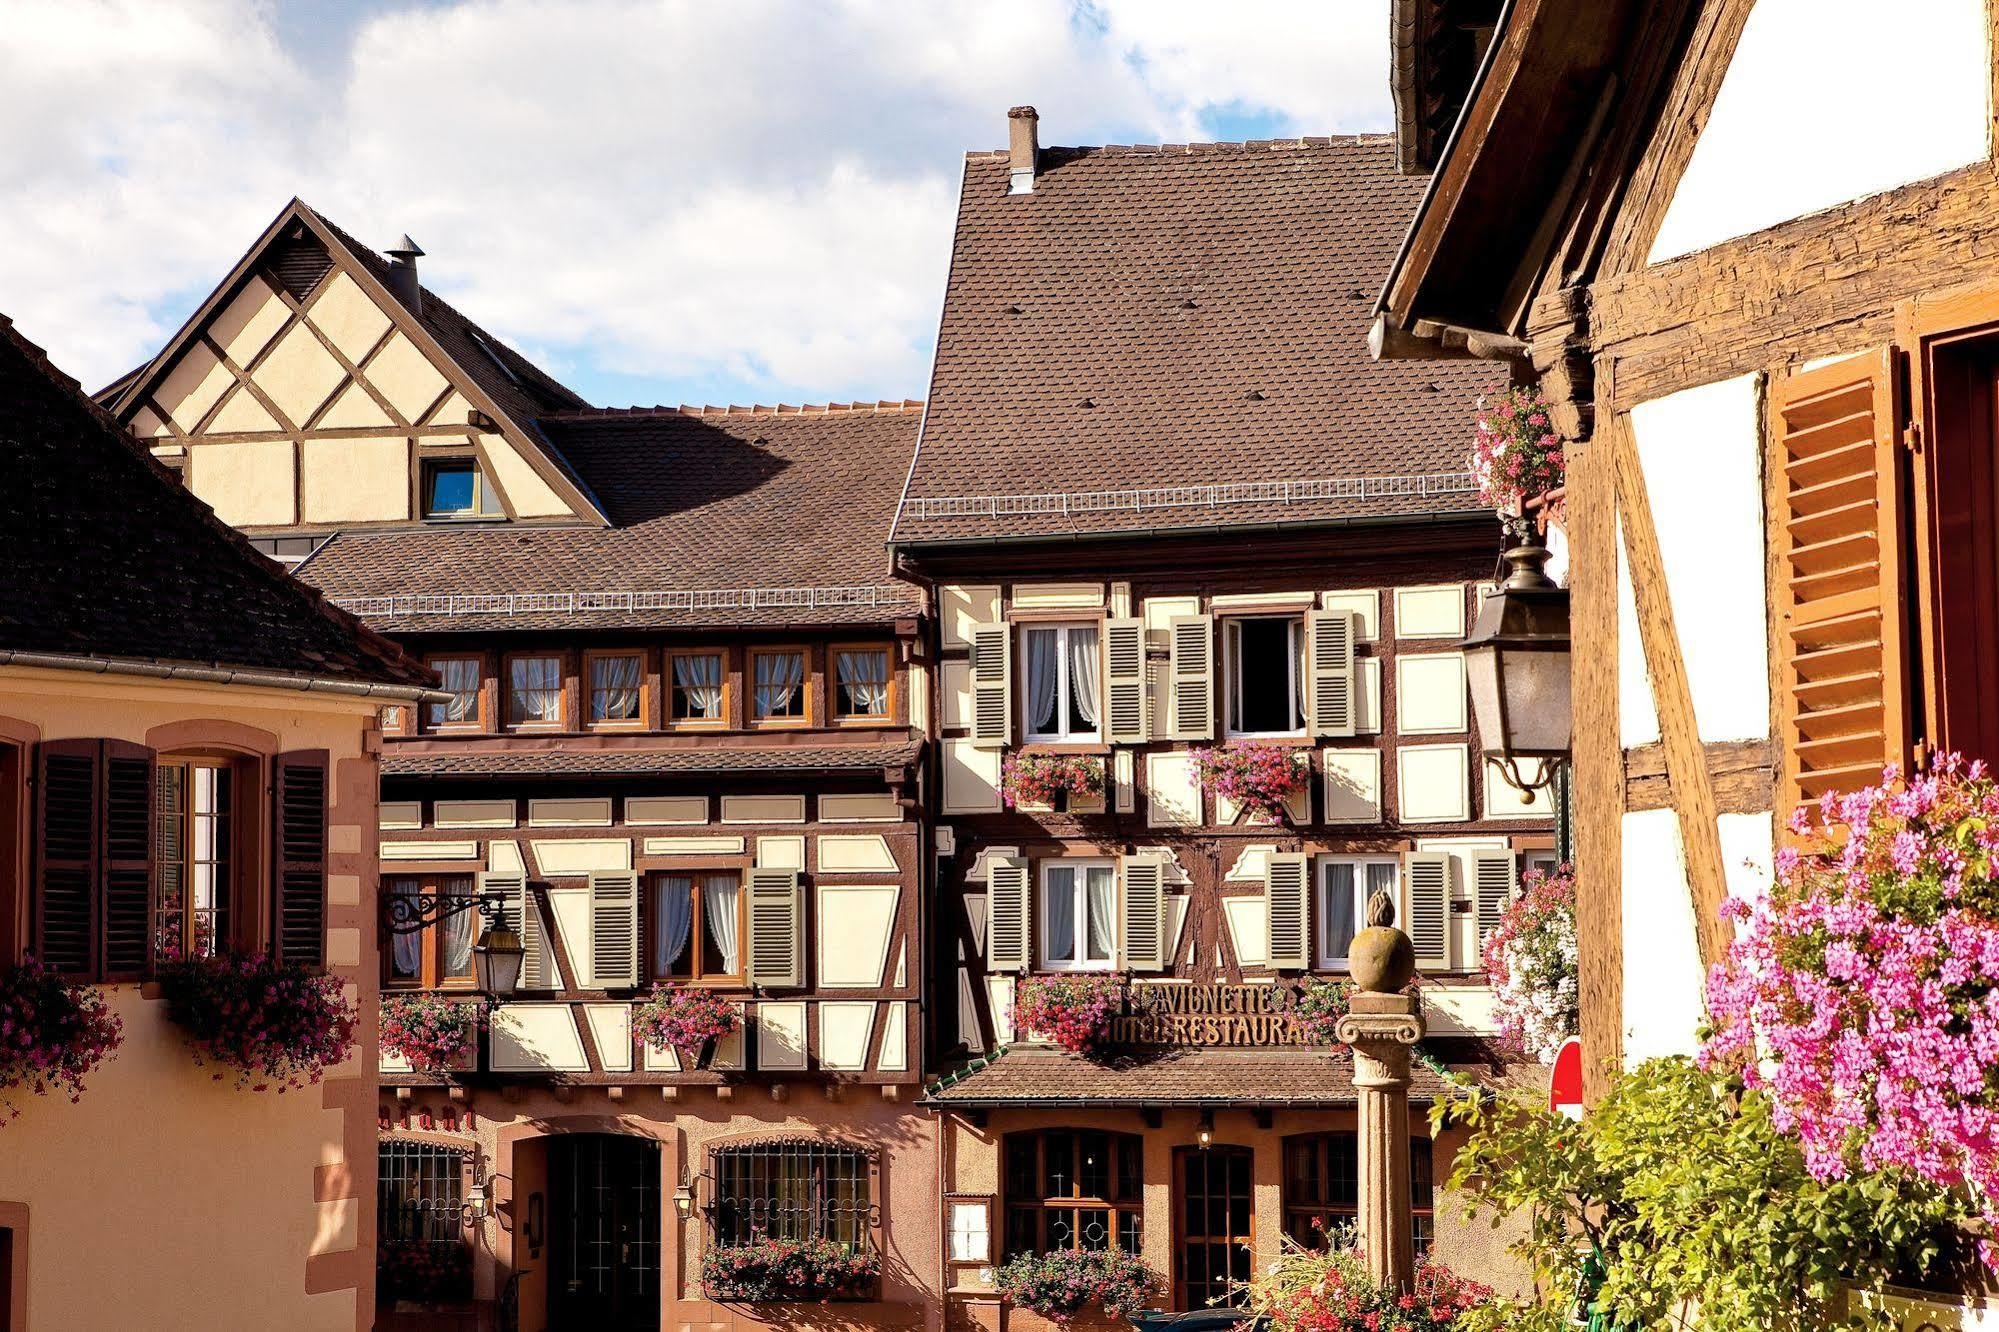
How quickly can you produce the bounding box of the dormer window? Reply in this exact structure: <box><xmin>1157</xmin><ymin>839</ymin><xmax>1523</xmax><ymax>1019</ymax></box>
<box><xmin>422</xmin><ymin>458</ymin><xmax>500</xmax><ymax>520</ymax></box>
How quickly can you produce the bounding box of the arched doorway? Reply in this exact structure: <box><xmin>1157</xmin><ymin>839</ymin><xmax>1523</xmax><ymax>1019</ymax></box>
<box><xmin>546</xmin><ymin>1134</ymin><xmax>660</xmax><ymax>1331</ymax></box>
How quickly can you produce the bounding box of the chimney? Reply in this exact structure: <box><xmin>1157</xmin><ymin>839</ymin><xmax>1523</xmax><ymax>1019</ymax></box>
<box><xmin>1008</xmin><ymin>105</ymin><xmax>1039</xmax><ymax>194</ymax></box>
<box><xmin>384</xmin><ymin>234</ymin><xmax>424</xmax><ymax>314</ymax></box>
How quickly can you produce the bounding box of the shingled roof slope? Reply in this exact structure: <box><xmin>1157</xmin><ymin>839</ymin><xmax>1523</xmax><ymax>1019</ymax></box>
<box><xmin>0</xmin><ymin>317</ymin><xmax>432</xmax><ymax>690</ymax></box>
<box><xmin>922</xmin><ymin>1046</ymin><xmax>1462</xmax><ymax>1106</ymax></box>
<box><xmin>892</xmin><ymin>136</ymin><xmax>1494</xmax><ymax>546</ymax></box>
<box><xmin>382</xmin><ymin>740</ymin><xmax>921</xmax><ymax>779</ymax></box>
<box><xmin>300</xmin><ymin>403</ymin><xmax>925</xmax><ymax>631</ymax></box>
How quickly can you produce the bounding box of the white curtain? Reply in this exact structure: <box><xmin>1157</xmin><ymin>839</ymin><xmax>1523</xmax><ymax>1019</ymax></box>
<box><xmin>1027</xmin><ymin>629</ymin><xmax>1060</xmax><ymax>732</ymax></box>
<box><xmin>1323</xmin><ymin>863</ymin><xmax>1357</xmax><ymax>963</ymax></box>
<box><xmin>675</xmin><ymin>653</ymin><xmax>722</xmax><ymax>718</ymax></box>
<box><xmin>390</xmin><ymin>882</ymin><xmax>423</xmax><ymax>977</ymax></box>
<box><xmin>1292</xmin><ymin>619</ymin><xmax>1309</xmax><ymax>730</ymax></box>
<box><xmin>432</xmin><ymin>659</ymin><xmax>479</xmax><ymax>724</ymax></box>
<box><xmin>441</xmin><ymin>878</ymin><xmax>475</xmax><ymax>976</ymax></box>
<box><xmin>594</xmin><ymin>655</ymin><xmax>642</xmax><ymax>721</ymax></box>
<box><xmin>703</xmin><ymin>875</ymin><xmax>741</xmax><ymax>973</ymax></box>
<box><xmin>754</xmin><ymin>652</ymin><xmax>804</xmax><ymax>718</ymax></box>
<box><xmin>1045</xmin><ymin>866</ymin><xmax>1076</xmax><ymax>962</ymax></box>
<box><xmin>655</xmin><ymin>877</ymin><xmax>693</xmax><ymax>973</ymax></box>
<box><xmin>837</xmin><ymin>650</ymin><xmax>890</xmax><ymax>715</ymax></box>
<box><xmin>510</xmin><ymin>657</ymin><xmax>561</xmax><ymax>722</ymax></box>
<box><xmin>1085</xmin><ymin>865</ymin><xmax>1116</xmax><ymax>961</ymax></box>
<box><xmin>1365</xmin><ymin>862</ymin><xmax>1397</xmax><ymax>929</ymax></box>
<box><xmin>1069</xmin><ymin>627</ymin><xmax>1101</xmax><ymax>728</ymax></box>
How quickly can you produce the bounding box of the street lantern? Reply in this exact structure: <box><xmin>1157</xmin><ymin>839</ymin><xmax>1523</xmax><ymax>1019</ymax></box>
<box><xmin>1463</xmin><ymin>523</ymin><xmax>1571</xmax><ymax>798</ymax></box>
<box><xmin>472</xmin><ymin>922</ymin><xmax>525</xmax><ymax>996</ymax></box>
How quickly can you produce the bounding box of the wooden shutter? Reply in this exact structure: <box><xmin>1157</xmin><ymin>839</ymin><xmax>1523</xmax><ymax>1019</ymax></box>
<box><xmin>271</xmin><ymin>750</ymin><xmax>328</xmax><ymax>967</ymax></box>
<box><xmin>1306</xmin><ymin>609</ymin><xmax>1357</xmax><ymax>737</ymax></box>
<box><xmin>986</xmin><ymin>856</ymin><xmax>1030</xmax><ymax>973</ymax></box>
<box><xmin>1469</xmin><ymin>849</ymin><xmax>1517</xmax><ymax>952</ymax></box>
<box><xmin>101</xmin><ymin>741</ymin><xmax>155</xmax><ymax>981</ymax></box>
<box><xmin>588</xmin><ymin>870</ymin><xmax>640</xmax><ymax>989</ymax></box>
<box><xmin>1403</xmin><ymin>851</ymin><xmax>1453</xmax><ymax>972</ymax></box>
<box><xmin>1770</xmin><ymin>348</ymin><xmax>1911</xmax><ymax>821</ymax></box>
<box><xmin>1103</xmin><ymin>618</ymin><xmax>1149</xmax><ymax>743</ymax></box>
<box><xmin>1119</xmin><ymin>856</ymin><xmax>1166</xmax><ymax>972</ymax></box>
<box><xmin>745</xmin><ymin>868</ymin><xmax>803</xmax><ymax>988</ymax></box>
<box><xmin>1264</xmin><ymin>852</ymin><xmax>1310</xmax><ymax>970</ymax></box>
<box><xmin>497</xmin><ymin>875</ymin><xmax>554</xmax><ymax>991</ymax></box>
<box><xmin>969</xmin><ymin>623</ymin><xmax>1013</xmax><ymax>748</ymax></box>
<box><xmin>35</xmin><ymin>739</ymin><xmax>100</xmax><ymax>976</ymax></box>
<box><xmin>1167</xmin><ymin>615</ymin><xmax>1215</xmax><ymax>740</ymax></box>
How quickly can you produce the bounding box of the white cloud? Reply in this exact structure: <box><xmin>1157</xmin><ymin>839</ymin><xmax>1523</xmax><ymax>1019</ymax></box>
<box><xmin>0</xmin><ymin>0</ymin><xmax>1391</xmax><ymax>401</ymax></box>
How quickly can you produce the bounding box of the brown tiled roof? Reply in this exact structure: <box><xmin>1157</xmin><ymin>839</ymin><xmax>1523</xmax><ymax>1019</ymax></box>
<box><xmin>0</xmin><ymin>317</ymin><xmax>433</xmax><ymax>690</ymax></box>
<box><xmin>922</xmin><ymin>1045</ymin><xmax>1463</xmax><ymax>1107</ymax></box>
<box><xmin>892</xmin><ymin>136</ymin><xmax>1495</xmax><ymax>546</ymax></box>
<box><xmin>298</xmin><ymin>403</ymin><xmax>926</xmax><ymax>631</ymax></box>
<box><xmin>381</xmin><ymin>741</ymin><xmax>920</xmax><ymax>778</ymax></box>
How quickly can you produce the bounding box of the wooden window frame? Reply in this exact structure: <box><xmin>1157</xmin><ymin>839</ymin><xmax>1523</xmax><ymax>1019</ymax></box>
<box><xmin>417</xmin><ymin>453</ymin><xmax>501</xmax><ymax>523</ymax></box>
<box><xmin>423</xmin><ymin>654</ymin><xmax>489</xmax><ymax>733</ymax></box>
<box><xmin>829</xmin><ymin>641</ymin><xmax>896</xmax><ymax>726</ymax></box>
<box><xmin>379</xmin><ymin>702</ymin><xmax>413</xmax><ymax>738</ymax></box>
<box><xmin>1312</xmin><ymin>855</ymin><xmax>1400</xmax><ymax>973</ymax></box>
<box><xmin>1000</xmin><ymin>1129</ymin><xmax>1144</xmax><ymax>1259</ymax></box>
<box><xmin>667</xmin><ymin>648</ymin><xmax>732</xmax><ymax>731</ymax></box>
<box><xmin>1222</xmin><ymin>614</ymin><xmax>1307</xmax><ymax>739</ymax></box>
<box><xmin>1017</xmin><ymin>623</ymin><xmax>1104</xmax><ymax>744</ymax></box>
<box><xmin>1036</xmin><ymin>858</ymin><xmax>1117</xmax><ymax>974</ymax></box>
<box><xmin>645</xmin><ymin>869</ymin><xmax>747</xmax><ymax>986</ymax></box>
<box><xmin>502</xmin><ymin>650</ymin><xmax>569</xmax><ymax>732</ymax></box>
<box><xmin>155</xmin><ymin>752</ymin><xmax>246</xmax><ymax>963</ymax></box>
<box><xmin>1279</xmin><ymin>1131</ymin><xmax>1434</xmax><ymax>1258</ymax></box>
<box><xmin>383</xmin><ymin>872</ymin><xmax>481</xmax><ymax>991</ymax></box>
<box><xmin>748</xmin><ymin>645</ymin><xmax>814</xmax><ymax>730</ymax></box>
<box><xmin>583</xmin><ymin>648</ymin><xmax>651</xmax><ymax>732</ymax></box>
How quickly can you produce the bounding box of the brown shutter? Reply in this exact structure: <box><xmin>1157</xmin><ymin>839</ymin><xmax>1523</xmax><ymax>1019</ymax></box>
<box><xmin>1402</xmin><ymin>851</ymin><xmax>1453</xmax><ymax>972</ymax></box>
<box><xmin>1167</xmin><ymin>615</ymin><xmax>1215</xmax><ymax>740</ymax></box>
<box><xmin>985</xmin><ymin>856</ymin><xmax>1030</xmax><ymax>973</ymax></box>
<box><xmin>507</xmin><ymin>876</ymin><xmax>555</xmax><ymax>990</ymax></box>
<box><xmin>1102</xmin><ymin>618</ymin><xmax>1149</xmax><ymax>743</ymax></box>
<box><xmin>1118</xmin><ymin>855</ymin><xmax>1166</xmax><ymax>972</ymax></box>
<box><xmin>271</xmin><ymin>750</ymin><xmax>328</xmax><ymax>967</ymax></box>
<box><xmin>588</xmin><ymin>870</ymin><xmax>640</xmax><ymax>989</ymax></box>
<box><xmin>101</xmin><ymin>741</ymin><xmax>155</xmax><ymax>981</ymax></box>
<box><xmin>34</xmin><ymin>739</ymin><xmax>100</xmax><ymax>976</ymax></box>
<box><xmin>1306</xmin><ymin>609</ymin><xmax>1357</xmax><ymax>737</ymax></box>
<box><xmin>745</xmin><ymin>868</ymin><xmax>803</xmax><ymax>989</ymax></box>
<box><xmin>1469</xmin><ymin>849</ymin><xmax>1517</xmax><ymax>953</ymax></box>
<box><xmin>969</xmin><ymin>623</ymin><xmax>1013</xmax><ymax>748</ymax></box>
<box><xmin>1263</xmin><ymin>852</ymin><xmax>1310</xmax><ymax>970</ymax></box>
<box><xmin>1770</xmin><ymin>348</ymin><xmax>1911</xmax><ymax>821</ymax></box>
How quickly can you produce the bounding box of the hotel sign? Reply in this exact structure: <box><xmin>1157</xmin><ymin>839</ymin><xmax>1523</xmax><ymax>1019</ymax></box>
<box><xmin>1110</xmin><ymin>982</ymin><xmax>1310</xmax><ymax>1047</ymax></box>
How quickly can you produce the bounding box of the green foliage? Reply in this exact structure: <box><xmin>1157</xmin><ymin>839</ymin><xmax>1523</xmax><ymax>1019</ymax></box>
<box><xmin>1435</xmin><ymin>1057</ymin><xmax>1967</xmax><ymax>1332</ymax></box>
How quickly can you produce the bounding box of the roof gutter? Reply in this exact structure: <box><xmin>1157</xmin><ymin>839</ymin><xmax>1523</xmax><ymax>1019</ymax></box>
<box><xmin>0</xmin><ymin>650</ymin><xmax>449</xmax><ymax>703</ymax></box>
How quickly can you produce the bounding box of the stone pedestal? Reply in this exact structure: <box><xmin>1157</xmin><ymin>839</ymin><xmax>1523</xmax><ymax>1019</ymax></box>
<box><xmin>1335</xmin><ymin>991</ymin><xmax>1425</xmax><ymax>1293</ymax></box>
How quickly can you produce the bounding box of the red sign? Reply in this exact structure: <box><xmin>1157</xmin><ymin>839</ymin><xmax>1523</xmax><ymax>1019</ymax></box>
<box><xmin>1549</xmin><ymin>1037</ymin><xmax>1583</xmax><ymax>1119</ymax></box>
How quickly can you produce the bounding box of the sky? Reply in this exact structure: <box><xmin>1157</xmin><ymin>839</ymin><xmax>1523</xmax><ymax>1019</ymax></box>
<box><xmin>0</xmin><ymin>0</ymin><xmax>1394</xmax><ymax>409</ymax></box>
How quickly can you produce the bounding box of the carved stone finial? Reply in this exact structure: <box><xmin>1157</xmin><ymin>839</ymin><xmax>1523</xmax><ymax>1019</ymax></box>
<box><xmin>1365</xmin><ymin>886</ymin><xmax>1396</xmax><ymax>929</ymax></box>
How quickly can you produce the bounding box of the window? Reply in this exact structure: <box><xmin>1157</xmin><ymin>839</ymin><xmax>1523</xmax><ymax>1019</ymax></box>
<box><xmin>155</xmin><ymin>757</ymin><xmax>233</xmax><ymax>961</ymax></box>
<box><xmin>386</xmin><ymin>876</ymin><xmax>478</xmax><ymax>988</ymax></box>
<box><xmin>377</xmin><ymin>1140</ymin><xmax>471</xmax><ymax>1309</ymax></box>
<box><xmin>751</xmin><ymin>649</ymin><xmax>808</xmax><ymax>724</ymax></box>
<box><xmin>1282</xmin><ymin>1133</ymin><xmax>1433</xmax><ymax>1258</ymax></box>
<box><xmin>422</xmin><ymin>458</ymin><xmax>500</xmax><ymax>519</ymax></box>
<box><xmin>1003</xmin><ymin>1130</ymin><xmax>1142</xmax><ymax>1257</ymax></box>
<box><xmin>1022</xmin><ymin>624</ymin><xmax>1101</xmax><ymax>741</ymax></box>
<box><xmin>833</xmin><ymin>646</ymin><xmax>892</xmax><ymax>721</ymax></box>
<box><xmin>651</xmin><ymin>873</ymin><xmax>742</xmax><ymax>982</ymax></box>
<box><xmin>506</xmin><ymin>655</ymin><xmax>564</xmax><ymax>727</ymax></box>
<box><xmin>1039</xmin><ymin>861</ymin><xmax>1115</xmax><ymax>971</ymax></box>
<box><xmin>670</xmin><ymin>651</ymin><xmax>726</xmax><ymax>725</ymax></box>
<box><xmin>425</xmin><ymin>657</ymin><xmax>482</xmax><ymax>729</ymax></box>
<box><xmin>1317</xmin><ymin>858</ymin><xmax>1399</xmax><ymax>971</ymax></box>
<box><xmin>711</xmin><ymin>1141</ymin><xmax>874</xmax><ymax>1255</ymax></box>
<box><xmin>588</xmin><ymin>652</ymin><xmax>644</xmax><ymax>725</ymax></box>
<box><xmin>1224</xmin><ymin>615</ymin><xmax>1305</xmax><ymax>736</ymax></box>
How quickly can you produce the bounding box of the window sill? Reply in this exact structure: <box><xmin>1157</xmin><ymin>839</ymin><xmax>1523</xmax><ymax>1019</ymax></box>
<box><xmin>506</xmin><ymin>722</ymin><xmax>566</xmax><ymax>734</ymax></box>
<box><xmin>1223</xmin><ymin>733</ymin><xmax>1314</xmax><ymax>747</ymax></box>
<box><xmin>749</xmin><ymin>719</ymin><xmax>813</xmax><ymax>730</ymax></box>
<box><xmin>1016</xmin><ymin>741</ymin><xmax>1110</xmax><ymax>756</ymax></box>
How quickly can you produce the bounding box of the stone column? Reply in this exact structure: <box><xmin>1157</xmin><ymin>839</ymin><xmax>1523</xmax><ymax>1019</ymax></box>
<box><xmin>1336</xmin><ymin>992</ymin><xmax>1425</xmax><ymax>1293</ymax></box>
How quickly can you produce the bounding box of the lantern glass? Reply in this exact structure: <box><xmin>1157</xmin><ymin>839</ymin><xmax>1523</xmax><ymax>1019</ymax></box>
<box><xmin>1462</xmin><ymin>536</ymin><xmax>1572</xmax><ymax>765</ymax></box>
<box><xmin>473</xmin><ymin>924</ymin><xmax>525</xmax><ymax>996</ymax></box>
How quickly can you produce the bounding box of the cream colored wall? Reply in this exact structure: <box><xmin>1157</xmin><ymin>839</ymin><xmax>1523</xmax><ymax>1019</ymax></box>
<box><xmin>0</xmin><ymin>667</ymin><xmax>380</xmax><ymax>1331</ymax></box>
<box><xmin>483</xmin><ymin>436</ymin><xmax>574</xmax><ymax>518</ymax></box>
<box><xmin>190</xmin><ymin>438</ymin><xmax>296</xmax><ymax>526</ymax></box>
<box><xmin>302</xmin><ymin>436</ymin><xmax>411</xmax><ymax>522</ymax></box>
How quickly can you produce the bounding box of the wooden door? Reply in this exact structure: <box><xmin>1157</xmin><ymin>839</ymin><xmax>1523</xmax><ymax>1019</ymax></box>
<box><xmin>1174</xmin><ymin>1145</ymin><xmax>1253</xmax><ymax>1310</ymax></box>
<box><xmin>548</xmin><ymin>1135</ymin><xmax>661</xmax><ymax>1331</ymax></box>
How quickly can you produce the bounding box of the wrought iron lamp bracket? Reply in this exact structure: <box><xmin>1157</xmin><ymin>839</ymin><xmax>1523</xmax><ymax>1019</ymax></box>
<box><xmin>384</xmin><ymin>890</ymin><xmax>507</xmax><ymax>936</ymax></box>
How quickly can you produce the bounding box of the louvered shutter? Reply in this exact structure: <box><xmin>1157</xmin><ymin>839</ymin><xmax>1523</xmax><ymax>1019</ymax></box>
<box><xmin>35</xmin><ymin>739</ymin><xmax>100</xmax><ymax>976</ymax></box>
<box><xmin>1167</xmin><ymin>615</ymin><xmax>1215</xmax><ymax>740</ymax></box>
<box><xmin>588</xmin><ymin>870</ymin><xmax>640</xmax><ymax>989</ymax></box>
<box><xmin>1469</xmin><ymin>849</ymin><xmax>1517</xmax><ymax>952</ymax></box>
<box><xmin>497</xmin><ymin>875</ymin><xmax>554</xmax><ymax>991</ymax></box>
<box><xmin>986</xmin><ymin>856</ymin><xmax>1030</xmax><ymax>973</ymax></box>
<box><xmin>1119</xmin><ymin>856</ymin><xmax>1166</xmax><ymax>971</ymax></box>
<box><xmin>1770</xmin><ymin>348</ymin><xmax>1911</xmax><ymax>823</ymax></box>
<box><xmin>969</xmin><ymin>623</ymin><xmax>1013</xmax><ymax>748</ymax></box>
<box><xmin>1306</xmin><ymin>609</ymin><xmax>1357</xmax><ymax>737</ymax></box>
<box><xmin>271</xmin><ymin>750</ymin><xmax>328</xmax><ymax>967</ymax></box>
<box><xmin>101</xmin><ymin>741</ymin><xmax>155</xmax><ymax>980</ymax></box>
<box><xmin>1403</xmin><ymin>851</ymin><xmax>1453</xmax><ymax>972</ymax></box>
<box><xmin>745</xmin><ymin>868</ymin><xmax>803</xmax><ymax>988</ymax></box>
<box><xmin>1102</xmin><ymin>619</ymin><xmax>1149</xmax><ymax>743</ymax></box>
<box><xmin>1264</xmin><ymin>852</ymin><xmax>1310</xmax><ymax>970</ymax></box>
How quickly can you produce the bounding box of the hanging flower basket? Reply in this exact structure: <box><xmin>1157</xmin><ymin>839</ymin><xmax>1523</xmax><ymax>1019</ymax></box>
<box><xmin>379</xmin><ymin>994</ymin><xmax>480</xmax><ymax>1073</ymax></box>
<box><xmin>1470</xmin><ymin>385</ymin><xmax>1566</xmax><ymax>514</ymax></box>
<box><xmin>1192</xmin><ymin>741</ymin><xmax>1307</xmax><ymax>822</ymax></box>
<box><xmin>0</xmin><ymin>958</ymin><xmax>122</xmax><ymax>1120</ymax></box>
<box><xmin>1293</xmin><ymin>978</ymin><xmax>1358</xmax><ymax>1046</ymax></box>
<box><xmin>632</xmin><ymin>983</ymin><xmax>739</xmax><ymax>1060</ymax></box>
<box><xmin>1002</xmin><ymin>752</ymin><xmax>1105</xmax><ymax>810</ymax></box>
<box><xmin>701</xmin><ymin>1237</ymin><xmax>880</xmax><ymax>1303</ymax></box>
<box><xmin>1703</xmin><ymin>752</ymin><xmax>1999</xmax><ymax>1268</ymax></box>
<box><xmin>157</xmin><ymin>952</ymin><xmax>356</xmax><ymax>1092</ymax></box>
<box><xmin>1012</xmin><ymin>974</ymin><xmax>1129</xmax><ymax>1058</ymax></box>
<box><xmin>993</xmin><ymin>1248</ymin><xmax>1159</xmax><ymax>1324</ymax></box>
<box><xmin>1482</xmin><ymin>862</ymin><xmax>1578</xmax><ymax>1064</ymax></box>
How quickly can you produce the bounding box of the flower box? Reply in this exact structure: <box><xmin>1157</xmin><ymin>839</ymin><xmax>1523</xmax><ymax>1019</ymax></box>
<box><xmin>1002</xmin><ymin>753</ymin><xmax>1106</xmax><ymax>813</ymax></box>
<box><xmin>993</xmin><ymin>1248</ymin><xmax>1159</xmax><ymax>1325</ymax></box>
<box><xmin>1192</xmin><ymin>742</ymin><xmax>1308</xmax><ymax>824</ymax></box>
<box><xmin>379</xmin><ymin>994</ymin><xmax>481</xmax><ymax>1074</ymax></box>
<box><xmin>632</xmin><ymin>983</ymin><xmax>739</xmax><ymax>1064</ymax></box>
<box><xmin>157</xmin><ymin>952</ymin><xmax>356</xmax><ymax>1091</ymax></box>
<box><xmin>701</xmin><ymin>1237</ymin><xmax>880</xmax><ymax>1303</ymax></box>
<box><xmin>376</xmin><ymin>1239</ymin><xmax>472</xmax><ymax>1306</ymax></box>
<box><xmin>0</xmin><ymin>959</ymin><xmax>122</xmax><ymax>1120</ymax></box>
<box><xmin>1293</xmin><ymin>978</ymin><xmax>1358</xmax><ymax>1046</ymax></box>
<box><xmin>1011</xmin><ymin>974</ymin><xmax>1129</xmax><ymax>1058</ymax></box>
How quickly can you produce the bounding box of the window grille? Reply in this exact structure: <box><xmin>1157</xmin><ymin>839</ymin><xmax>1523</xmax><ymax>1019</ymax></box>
<box><xmin>379</xmin><ymin>1140</ymin><xmax>466</xmax><ymax>1244</ymax></box>
<box><xmin>1002</xmin><ymin>1129</ymin><xmax>1143</xmax><ymax>1257</ymax></box>
<box><xmin>710</xmin><ymin>1141</ymin><xmax>874</xmax><ymax>1249</ymax></box>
